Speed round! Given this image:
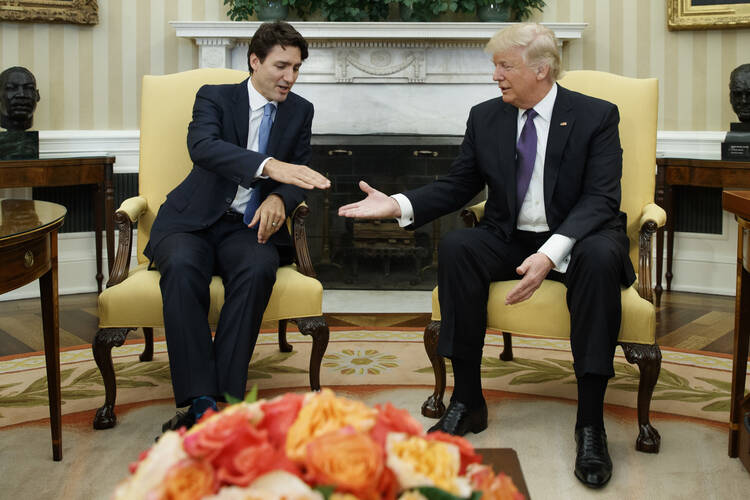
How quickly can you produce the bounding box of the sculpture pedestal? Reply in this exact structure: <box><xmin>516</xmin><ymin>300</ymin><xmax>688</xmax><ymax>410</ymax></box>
<box><xmin>0</xmin><ymin>131</ymin><xmax>39</xmax><ymax>160</ymax></box>
<box><xmin>722</xmin><ymin>123</ymin><xmax>750</xmax><ymax>161</ymax></box>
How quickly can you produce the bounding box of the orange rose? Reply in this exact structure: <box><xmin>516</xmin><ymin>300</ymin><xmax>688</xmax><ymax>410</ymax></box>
<box><xmin>304</xmin><ymin>427</ymin><xmax>384</xmax><ymax>499</ymax></box>
<box><xmin>425</xmin><ymin>430</ymin><xmax>482</xmax><ymax>474</ymax></box>
<box><xmin>184</xmin><ymin>411</ymin><xmax>265</xmax><ymax>462</ymax></box>
<box><xmin>467</xmin><ymin>464</ymin><xmax>525</xmax><ymax>500</ymax></box>
<box><xmin>161</xmin><ymin>458</ymin><xmax>216</xmax><ymax>500</ymax></box>
<box><xmin>370</xmin><ymin>402</ymin><xmax>423</xmax><ymax>449</ymax></box>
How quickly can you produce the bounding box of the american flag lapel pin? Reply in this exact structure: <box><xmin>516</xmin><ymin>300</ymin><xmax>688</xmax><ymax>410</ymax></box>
<box><xmin>560</xmin><ymin>121</ymin><xmax>568</xmax><ymax>127</ymax></box>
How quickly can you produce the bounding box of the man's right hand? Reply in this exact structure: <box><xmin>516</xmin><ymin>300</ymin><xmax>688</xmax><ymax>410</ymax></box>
<box><xmin>338</xmin><ymin>181</ymin><xmax>401</xmax><ymax>219</ymax></box>
<box><xmin>263</xmin><ymin>159</ymin><xmax>331</xmax><ymax>190</ymax></box>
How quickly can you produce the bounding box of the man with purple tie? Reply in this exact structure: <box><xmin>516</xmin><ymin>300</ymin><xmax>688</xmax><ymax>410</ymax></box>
<box><xmin>338</xmin><ymin>23</ymin><xmax>632</xmax><ymax>489</ymax></box>
<box><xmin>146</xmin><ymin>22</ymin><xmax>329</xmax><ymax>434</ymax></box>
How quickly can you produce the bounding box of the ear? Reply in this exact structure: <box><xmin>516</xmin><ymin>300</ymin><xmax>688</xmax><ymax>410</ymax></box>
<box><xmin>249</xmin><ymin>53</ymin><xmax>261</xmax><ymax>73</ymax></box>
<box><xmin>536</xmin><ymin>64</ymin><xmax>550</xmax><ymax>81</ymax></box>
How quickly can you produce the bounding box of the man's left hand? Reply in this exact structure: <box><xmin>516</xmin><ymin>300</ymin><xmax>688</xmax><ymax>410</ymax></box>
<box><xmin>505</xmin><ymin>252</ymin><xmax>555</xmax><ymax>305</ymax></box>
<box><xmin>248</xmin><ymin>194</ymin><xmax>286</xmax><ymax>244</ymax></box>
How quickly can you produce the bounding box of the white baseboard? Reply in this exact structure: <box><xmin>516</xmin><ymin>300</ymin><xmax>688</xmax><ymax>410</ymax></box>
<box><xmin>1</xmin><ymin>129</ymin><xmax>737</xmax><ymax>300</ymax></box>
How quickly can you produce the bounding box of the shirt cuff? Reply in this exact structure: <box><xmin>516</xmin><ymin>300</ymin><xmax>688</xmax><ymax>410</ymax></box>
<box><xmin>538</xmin><ymin>233</ymin><xmax>576</xmax><ymax>273</ymax></box>
<box><xmin>391</xmin><ymin>193</ymin><xmax>414</xmax><ymax>227</ymax></box>
<box><xmin>255</xmin><ymin>157</ymin><xmax>272</xmax><ymax>179</ymax></box>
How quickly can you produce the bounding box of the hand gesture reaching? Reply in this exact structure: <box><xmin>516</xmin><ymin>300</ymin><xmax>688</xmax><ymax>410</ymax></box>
<box><xmin>338</xmin><ymin>181</ymin><xmax>401</xmax><ymax>219</ymax></box>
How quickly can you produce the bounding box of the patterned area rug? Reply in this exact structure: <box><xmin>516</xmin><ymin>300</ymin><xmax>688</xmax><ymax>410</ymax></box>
<box><xmin>0</xmin><ymin>328</ymin><xmax>743</xmax><ymax>427</ymax></box>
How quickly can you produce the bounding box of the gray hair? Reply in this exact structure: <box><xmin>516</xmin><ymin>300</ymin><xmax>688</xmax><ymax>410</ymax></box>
<box><xmin>484</xmin><ymin>23</ymin><xmax>561</xmax><ymax>80</ymax></box>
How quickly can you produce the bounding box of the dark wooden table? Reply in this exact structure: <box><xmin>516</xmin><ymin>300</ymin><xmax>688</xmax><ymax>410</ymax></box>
<box><xmin>0</xmin><ymin>199</ymin><xmax>66</xmax><ymax>461</ymax></box>
<box><xmin>476</xmin><ymin>448</ymin><xmax>531</xmax><ymax>498</ymax></box>
<box><xmin>0</xmin><ymin>156</ymin><xmax>115</xmax><ymax>292</ymax></box>
<box><xmin>721</xmin><ymin>191</ymin><xmax>750</xmax><ymax>473</ymax></box>
<box><xmin>655</xmin><ymin>157</ymin><xmax>750</xmax><ymax>307</ymax></box>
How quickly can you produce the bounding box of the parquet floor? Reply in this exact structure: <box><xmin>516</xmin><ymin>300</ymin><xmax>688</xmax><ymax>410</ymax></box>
<box><xmin>0</xmin><ymin>290</ymin><xmax>738</xmax><ymax>358</ymax></box>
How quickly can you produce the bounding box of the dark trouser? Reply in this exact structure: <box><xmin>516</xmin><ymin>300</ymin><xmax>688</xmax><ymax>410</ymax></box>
<box><xmin>151</xmin><ymin>213</ymin><xmax>280</xmax><ymax>407</ymax></box>
<box><xmin>437</xmin><ymin>226</ymin><xmax>628</xmax><ymax>397</ymax></box>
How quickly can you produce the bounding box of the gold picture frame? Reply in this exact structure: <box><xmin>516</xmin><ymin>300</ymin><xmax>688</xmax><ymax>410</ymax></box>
<box><xmin>0</xmin><ymin>0</ymin><xmax>98</xmax><ymax>25</ymax></box>
<box><xmin>668</xmin><ymin>0</ymin><xmax>750</xmax><ymax>30</ymax></box>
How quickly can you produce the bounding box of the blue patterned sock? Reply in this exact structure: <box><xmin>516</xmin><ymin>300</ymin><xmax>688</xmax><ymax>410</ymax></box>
<box><xmin>190</xmin><ymin>395</ymin><xmax>218</xmax><ymax>421</ymax></box>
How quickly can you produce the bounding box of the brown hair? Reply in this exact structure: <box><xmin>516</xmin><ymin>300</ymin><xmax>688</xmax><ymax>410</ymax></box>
<box><xmin>247</xmin><ymin>21</ymin><xmax>309</xmax><ymax>74</ymax></box>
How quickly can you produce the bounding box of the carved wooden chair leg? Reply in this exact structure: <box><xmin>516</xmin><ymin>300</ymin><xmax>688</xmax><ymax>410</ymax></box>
<box><xmin>295</xmin><ymin>316</ymin><xmax>329</xmax><ymax>391</ymax></box>
<box><xmin>620</xmin><ymin>342</ymin><xmax>662</xmax><ymax>453</ymax></box>
<box><xmin>421</xmin><ymin>320</ymin><xmax>447</xmax><ymax>418</ymax></box>
<box><xmin>139</xmin><ymin>327</ymin><xmax>154</xmax><ymax>362</ymax></box>
<box><xmin>499</xmin><ymin>331</ymin><xmax>514</xmax><ymax>361</ymax></box>
<box><xmin>278</xmin><ymin>319</ymin><xmax>292</xmax><ymax>353</ymax></box>
<box><xmin>92</xmin><ymin>327</ymin><xmax>135</xmax><ymax>430</ymax></box>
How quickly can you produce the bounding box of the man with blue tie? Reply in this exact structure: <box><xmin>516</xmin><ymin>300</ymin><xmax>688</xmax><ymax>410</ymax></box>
<box><xmin>339</xmin><ymin>23</ymin><xmax>632</xmax><ymax>489</ymax></box>
<box><xmin>146</xmin><ymin>21</ymin><xmax>329</xmax><ymax>433</ymax></box>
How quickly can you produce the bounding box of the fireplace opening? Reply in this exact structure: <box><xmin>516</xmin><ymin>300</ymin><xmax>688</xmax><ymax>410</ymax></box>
<box><xmin>306</xmin><ymin>135</ymin><xmax>484</xmax><ymax>291</ymax></box>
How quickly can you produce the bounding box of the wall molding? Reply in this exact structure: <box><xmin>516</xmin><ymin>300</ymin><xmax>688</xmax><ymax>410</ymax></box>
<box><xmin>0</xmin><ymin>129</ymin><xmax>735</xmax><ymax>300</ymax></box>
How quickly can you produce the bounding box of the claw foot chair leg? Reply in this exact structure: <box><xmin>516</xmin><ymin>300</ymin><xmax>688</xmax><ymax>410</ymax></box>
<box><xmin>139</xmin><ymin>327</ymin><xmax>154</xmax><ymax>362</ymax></box>
<box><xmin>500</xmin><ymin>331</ymin><xmax>514</xmax><ymax>361</ymax></box>
<box><xmin>621</xmin><ymin>342</ymin><xmax>662</xmax><ymax>453</ymax></box>
<box><xmin>278</xmin><ymin>319</ymin><xmax>293</xmax><ymax>353</ymax></box>
<box><xmin>295</xmin><ymin>316</ymin><xmax>329</xmax><ymax>391</ymax></box>
<box><xmin>422</xmin><ymin>320</ymin><xmax>447</xmax><ymax>418</ymax></box>
<box><xmin>92</xmin><ymin>327</ymin><xmax>135</xmax><ymax>429</ymax></box>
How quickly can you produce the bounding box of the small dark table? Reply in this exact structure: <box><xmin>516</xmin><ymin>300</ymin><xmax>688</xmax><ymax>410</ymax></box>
<box><xmin>721</xmin><ymin>190</ymin><xmax>750</xmax><ymax>473</ymax></box>
<box><xmin>476</xmin><ymin>448</ymin><xmax>531</xmax><ymax>498</ymax></box>
<box><xmin>655</xmin><ymin>157</ymin><xmax>750</xmax><ymax>306</ymax></box>
<box><xmin>0</xmin><ymin>199</ymin><xmax>66</xmax><ymax>460</ymax></box>
<box><xmin>0</xmin><ymin>156</ymin><xmax>115</xmax><ymax>292</ymax></box>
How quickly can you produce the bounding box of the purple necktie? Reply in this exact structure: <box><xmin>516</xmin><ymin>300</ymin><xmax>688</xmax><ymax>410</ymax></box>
<box><xmin>516</xmin><ymin>108</ymin><xmax>538</xmax><ymax>213</ymax></box>
<box><xmin>243</xmin><ymin>103</ymin><xmax>276</xmax><ymax>225</ymax></box>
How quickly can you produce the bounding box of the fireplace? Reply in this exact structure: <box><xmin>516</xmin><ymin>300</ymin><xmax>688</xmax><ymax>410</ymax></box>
<box><xmin>305</xmin><ymin>134</ymin><xmax>483</xmax><ymax>290</ymax></box>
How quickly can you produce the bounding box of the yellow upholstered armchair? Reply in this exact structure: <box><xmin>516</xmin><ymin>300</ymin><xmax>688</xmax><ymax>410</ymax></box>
<box><xmin>421</xmin><ymin>71</ymin><xmax>666</xmax><ymax>453</ymax></box>
<box><xmin>92</xmin><ymin>68</ymin><xmax>329</xmax><ymax>429</ymax></box>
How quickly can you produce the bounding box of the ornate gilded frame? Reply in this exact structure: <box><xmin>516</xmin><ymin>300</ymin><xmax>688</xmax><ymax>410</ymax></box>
<box><xmin>668</xmin><ymin>0</ymin><xmax>750</xmax><ymax>30</ymax></box>
<box><xmin>0</xmin><ymin>0</ymin><xmax>97</xmax><ymax>25</ymax></box>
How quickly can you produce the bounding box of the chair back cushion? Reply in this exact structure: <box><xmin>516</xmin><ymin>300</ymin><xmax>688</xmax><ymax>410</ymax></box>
<box><xmin>557</xmin><ymin>71</ymin><xmax>658</xmax><ymax>269</ymax></box>
<box><xmin>136</xmin><ymin>68</ymin><xmax>248</xmax><ymax>263</ymax></box>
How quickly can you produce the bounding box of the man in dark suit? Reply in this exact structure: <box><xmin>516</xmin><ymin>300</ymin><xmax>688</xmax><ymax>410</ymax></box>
<box><xmin>339</xmin><ymin>23</ymin><xmax>632</xmax><ymax>489</ymax></box>
<box><xmin>146</xmin><ymin>21</ymin><xmax>330</xmax><ymax>432</ymax></box>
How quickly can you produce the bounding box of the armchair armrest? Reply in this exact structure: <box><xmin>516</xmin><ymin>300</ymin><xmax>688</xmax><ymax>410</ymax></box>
<box><xmin>290</xmin><ymin>202</ymin><xmax>316</xmax><ymax>278</ymax></box>
<box><xmin>636</xmin><ymin>203</ymin><xmax>666</xmax><ymax>304</ymax></box>
<box><xmin>106</xmin><ymin>196</ymin><xmax>148</xmax><ymax>288</ymax></box>
<box><xmin>460</xmin><ymin>201</ymin><xmax>487</xmax><ymax>228</ymax></box>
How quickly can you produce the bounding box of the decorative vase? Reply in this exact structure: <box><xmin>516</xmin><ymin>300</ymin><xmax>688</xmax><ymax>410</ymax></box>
<box><xmin>477</xmin><ymin>2</ymin><xmax>511</xmax><ymax>22</ymax></box>
<box><xmin>256</xmin><ymin>1</ymin><xmax>288</xmax><ymax>21</ymax></box>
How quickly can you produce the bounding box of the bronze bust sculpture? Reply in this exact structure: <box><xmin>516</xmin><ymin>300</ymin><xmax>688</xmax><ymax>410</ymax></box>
<box><xmin>730</xmin><ymin>64</ymin><xmax>750</xmax><ymax>123</ymax></box>
<box><xmin>0</xmin><ymin>66</ymin><xmax>40</xmax><ymax>131</ymax></box>
<box><xmin>723</xmin><ymin>64</ymin><xmax>750</xmax><ymax>160</ymax></box>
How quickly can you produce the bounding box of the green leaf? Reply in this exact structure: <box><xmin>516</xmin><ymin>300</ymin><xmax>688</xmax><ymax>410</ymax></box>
<box><xmin>653</xmin><ymin>391</ymin><xmax>722</xmax><ymax>402</ymax></box>
<box><xmin>607</xmin><ymin>383</ymin><xmax>641</xmax><ymax>392</ymax></box>
<box><xmin>657</xmin><ymin>369</ymin><xmax>691</xmax><ymax>389</ymax></box>
<box><xmin>313</xmin><ymin>485</ymin><xmax>334</xmax><ymax>499</ymax></box>
<box><xmin>510</xmin><ymin>372</ymin><xmax>570</xmax><ymax>385</ymax></box>
<box><xmin>695</xmin><ymin>377</ymin><xmax>732</xmax><ymax>393</ymax></box>
<box><xmin>245</xmin><ymin>385</ymin><xmax>258</xmax><ymax>403</ymax></box>
<box><xmin>225</xmin><ymin>393</ymin><xmax>243</xmax><ymax>405</ymax></box>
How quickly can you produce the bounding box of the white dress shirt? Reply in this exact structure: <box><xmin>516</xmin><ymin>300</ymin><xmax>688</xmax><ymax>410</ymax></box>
<box><xmin>392</xmin><ymin>83</ymin><xmax>575</xmax><ymax>272</ymax></box>
<box><xmin>229</xmin><ymin>79</ymin><xmax>276</xmax><ymax>215</ymax></box>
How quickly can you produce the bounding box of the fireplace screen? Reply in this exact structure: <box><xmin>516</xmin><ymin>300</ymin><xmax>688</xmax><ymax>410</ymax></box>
<box><xmin>305</xmin><ymin>135</ymin><xmax>484</xmax><ymax>291</ymax></box>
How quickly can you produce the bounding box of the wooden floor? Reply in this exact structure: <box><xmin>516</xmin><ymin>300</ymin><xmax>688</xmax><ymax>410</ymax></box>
<box><xmin>0</xmin><ymin>290</ymin><xmax>738</xmax><ymax>358</ymax></box>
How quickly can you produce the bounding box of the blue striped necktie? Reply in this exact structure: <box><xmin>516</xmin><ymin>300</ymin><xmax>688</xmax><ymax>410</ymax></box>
<box><xmin>243</xmin><ymin>103</ymin><xmax>276</xmax><ymax>225</ymax></box>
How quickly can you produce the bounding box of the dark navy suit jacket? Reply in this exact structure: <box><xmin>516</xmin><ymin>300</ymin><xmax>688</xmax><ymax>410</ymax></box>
<box><xmin>404</xmin><ymin>85</ymin><xmax>635</xmax><ymax>285</ymax></box>
<box><xmin>145</xmin><ymin>78</ymin><xmax>314</xmax><ymax>261</ymax></box>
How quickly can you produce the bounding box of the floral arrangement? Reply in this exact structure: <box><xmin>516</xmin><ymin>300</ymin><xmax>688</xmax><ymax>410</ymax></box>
<box><xmin>113</xmin><ymin>389</ymin><xmax>524</xmax><ymax>500</ymax></box>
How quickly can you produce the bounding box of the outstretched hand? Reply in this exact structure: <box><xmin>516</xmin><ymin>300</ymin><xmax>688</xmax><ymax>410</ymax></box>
<box><xmin>338</xmin><ymin>181</ymin><xmax>401</xmax><ymax>219</ymax></box>
<box><xmin>505</xmin><ymin>252</ymin><xmax>555</xmax><ymax>305</ymax></box>
<box><xmin>263</xmin><ymin>159</ymin><xmax>330</xmax><ymax>190</ymax></box>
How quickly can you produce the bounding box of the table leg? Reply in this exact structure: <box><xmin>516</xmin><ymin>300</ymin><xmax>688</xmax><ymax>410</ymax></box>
<box><xmin>730</xmin><ymin>225</ymin><xmax>750</xmax><ymax>457</ymax></box>
<box><xmin>104</xmin><ymin>164</ymin><xmax>115</xmax><ymax>273</ymax></box>
<box><xmin>39</xmin><ymin>230</ymin><xmax>62</xmax><ymax>461</ymax></box>
<box><xmin>93</xmin><ymin>184</ymin><xmax>104</xmax><ymax>293</ymax></box>
<box><xmin>666</xmin><ymin>184</ymin><xmax>675</xmax><ymax>291</ymax></box>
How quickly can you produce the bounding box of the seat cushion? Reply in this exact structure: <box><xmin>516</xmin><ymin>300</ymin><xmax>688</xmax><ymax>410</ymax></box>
<box><xmin>430</xmin><ymin>280</ymin><xmax>655</xmax><ymax>344</ymax></box>
<box><xmin>98</xmin><ymin>263</ymin><xmax>323</xmax><ymax>328</ymax></box>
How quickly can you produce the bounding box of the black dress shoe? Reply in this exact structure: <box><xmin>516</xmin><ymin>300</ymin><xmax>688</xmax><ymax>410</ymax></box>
<box><xmin>574</xmin><ymin>426</ymin><xmax>613</xmax><ymax>488</ymax></box>
<box><xmin>161</xmin><ymin>410</ymin><xmax>196</xmax><ymax>433</ymax></box>
<box><xmin>427</xmin><ymin>399</ymin><xmax>488</xmax><ymax>436</ymax></box>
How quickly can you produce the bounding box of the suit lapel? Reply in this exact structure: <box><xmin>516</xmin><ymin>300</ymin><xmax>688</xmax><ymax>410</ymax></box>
<box><xmin>232</xmin><ymin>79</ymin><xmax>250</xmax><ymax>148</ymax></box>
<box><xmin>496</xmin><ymin>101</ymin><xmax>518</xmax><ymax>220</ymax></box>
<box><xmin>544</xmin><ymin>86</ymin><xmax>575</xmax><ymax>211</ymax></box>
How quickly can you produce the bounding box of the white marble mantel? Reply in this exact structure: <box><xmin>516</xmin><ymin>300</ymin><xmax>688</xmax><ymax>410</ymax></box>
<box><xmin>171</xmin><ymin>21</ymin><xmax>587</xmax><ymax>134</ymax></box>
